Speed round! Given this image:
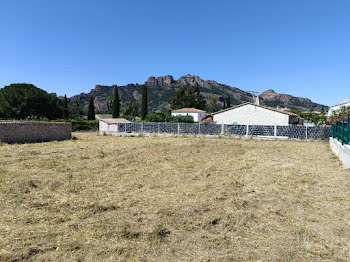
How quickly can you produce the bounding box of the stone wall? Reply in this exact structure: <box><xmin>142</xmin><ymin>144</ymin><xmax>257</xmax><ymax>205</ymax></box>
<box><xmin>0</xmin><ymin>121</ymin><xmax>72</xmax><ymax>143</ymax></box>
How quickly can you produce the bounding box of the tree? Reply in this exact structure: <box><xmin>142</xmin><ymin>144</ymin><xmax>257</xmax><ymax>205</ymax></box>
<box><xmin>227</xmin><ymin>96</ymin><xmax>231</xmax><ymax>108</ymax></box>
<box><xmin>112</xmin><ymin>86</ymin><xmax>120</xmax><ymax>118</ymax></box>
<box><xmin>0</xmin><ymin>83</ymin><xmax>63</xmax><ymax>119</ymax></box>
<box><xmin>69</xmin><ymin>101</ymin><xmax>84</xmax><ymax>120</ymax></box>
<box><xmin>169</xmin><ymin>84</ymin><xmax>205</xmax><ymax>110</ymax></box>
<box><xmin>122</xmin><ymin>101</ymin><xmax>139</xmax><ymax>116</ymax></box>
<box><xmin>106</xmin><ymin>96</ymin><xmax>113</xmax><ymax>110</ymax></box>
<box><xmin>63</xmin><ymin>95</ymin><xmax>69</xmax><ymax>119</ymax></box>
<box><xmin>88</xmin><ymin>97</ymin><xmax>95</xmax><ymax>120</ymax></box>
<box><xmin>223</xmin><ymin>101</ymin><xmax>226</xmax><ymax>109</ymax></box>
<box><xmin>207</xmin><ymin>95</ymin><xmax>219</xmax><ymax>113</ymax></box>
<box><xmin>140</xmin><ymin>85</ymin><xmax>148</xmax><ymax>120</ymax></box>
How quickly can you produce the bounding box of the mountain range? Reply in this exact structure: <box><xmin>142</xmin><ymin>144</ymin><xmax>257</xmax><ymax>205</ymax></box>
<box><xmin>69</xmin><ymin>74</ymin><xmax>328</xmax><ymax>113</ymax></box>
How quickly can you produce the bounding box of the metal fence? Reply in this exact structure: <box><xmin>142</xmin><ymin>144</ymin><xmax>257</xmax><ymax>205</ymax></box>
<box><xmin>331</xmin><ymin>115</ymin><xmax>350</xmax><ymax>144</ymax></box>
<box><xmin>105</xmin><ymin>122</ymin><xmax>331</xmax><ymax>140</ymax></box>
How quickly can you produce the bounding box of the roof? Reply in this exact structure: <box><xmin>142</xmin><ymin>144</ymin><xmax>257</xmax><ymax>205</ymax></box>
<box><xmin>329</xmin><ymin>101</ymin><xmax>350</xmax><ymax>108</ymax></box>
<box><xmin>211</xmin><ymin>102</ymin><xmax>299</xmax><ymax>117</ymax></box>
<box><xmin>95</xmin><ymin>114</ymin><xmax>113</xmax><ymax>120</ymax></box>
<box><xmin>100</xmin><ymin>118</ymin><xmax>131</xmax><ymax>124</ymax></box>
<box><xmin>171</xmin><ymin>108</ymin><xmax>207</xmax><ymax>113</ymax></box>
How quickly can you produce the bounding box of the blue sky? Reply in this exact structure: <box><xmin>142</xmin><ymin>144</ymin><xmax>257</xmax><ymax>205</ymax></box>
<box><xmin>0</xmin><ymin>0</ymin><xmax>349</xmax><ymax>106</ymax></box>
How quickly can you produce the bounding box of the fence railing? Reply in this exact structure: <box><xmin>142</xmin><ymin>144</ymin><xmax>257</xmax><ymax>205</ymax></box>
<box><xmin>331</xmin><ymin>115</ymin><xmax>350</xmax><ymax>145</ymax></box>
<box><xmin>102</xmin><ymin>122</ymin><xmax>331</xmax><ymax>140</ymax></box>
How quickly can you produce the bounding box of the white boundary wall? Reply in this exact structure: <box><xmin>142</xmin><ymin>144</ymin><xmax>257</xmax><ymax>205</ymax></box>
<box><xmin>329</xmin><ymin>137</ymin><xmax>350</xmax><ymax>168</ymax></box>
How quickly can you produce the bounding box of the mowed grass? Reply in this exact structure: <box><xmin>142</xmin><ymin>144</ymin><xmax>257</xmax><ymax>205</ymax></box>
<box><xmin>1</xmin><ymin>133</ymin><xmax>350</xmax><ymax>261</ymax></box>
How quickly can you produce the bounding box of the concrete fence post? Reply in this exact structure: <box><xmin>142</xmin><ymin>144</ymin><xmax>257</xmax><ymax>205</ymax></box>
<box><xmin>158</xmin><ymin>122</ymin><xmax>160</xmax><ymax>134</ymax></box>
<box><xmin>246</xmin><ymin>121</ymin><xmax>250</xmax><ymax>137</ymax></box>
<box><xmin>306</xmin><ymin>126</ymin><xmax>308</xmax><ymax>140</ymax></box>
<box><xmin>116</xmin><ymin>123</ymin><xmax>119</xmax><ymax>133</ymax></box>
<box><xmin>199</xmin><ymin>123</ymin><xmax>201</xmax><ymax>135</ymax></box>
<box><xmin>141</xmin><ymin>122</ymin><xmax>144</xmax><ymax>133</ymax></box>
<box><xmin>274</xmin><ymin>124</ymin><xmax>277</xmax><ymax>138</ymax></box>
<box><xmin>177</xmin><ymin>123</ymin><xmax>180</xmax><ymax>135</ymax></box>
<box><xmin>221</xmin><ymin>123</ymin><xmax>224</xmax><ymax>135</ymax></box>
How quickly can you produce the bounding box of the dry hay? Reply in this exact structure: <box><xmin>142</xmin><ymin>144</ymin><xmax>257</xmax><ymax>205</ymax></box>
<box><xmin>0</xmin><ymin>132</ymin><xmax>350</xmax><ymax>261</ymax></box>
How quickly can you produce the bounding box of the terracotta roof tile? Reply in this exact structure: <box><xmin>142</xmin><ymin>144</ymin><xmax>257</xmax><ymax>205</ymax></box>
<box><xmin>172</xmin><ymin>108</ymin><xmax>207</xmax><ymax>113</ymax></box>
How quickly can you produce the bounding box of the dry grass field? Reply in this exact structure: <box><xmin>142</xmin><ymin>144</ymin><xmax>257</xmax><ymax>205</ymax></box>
<box><xmin>1</xmin><ymin>133</ymin><xmax>350</xmax><ymax>261</ymax></box>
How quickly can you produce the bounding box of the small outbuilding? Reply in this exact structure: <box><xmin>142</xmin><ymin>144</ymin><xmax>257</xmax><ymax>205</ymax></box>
<box><xmin>99</xmin><ymin>118</ymin><xmax>131</xmax><ymax>134</ymax></box>
<box><xmin>212</xmin><ymin>102</ymin><xmax>302</xmax><ymax>126</ymax></box>
<box><xmin>171</xmin><ymin>108</ymin><xmax>207</xmax><ymax>122</ymax></box>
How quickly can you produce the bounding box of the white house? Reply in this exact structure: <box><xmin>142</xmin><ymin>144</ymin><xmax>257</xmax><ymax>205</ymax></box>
<box><xmin>328</xmin><ymin>99</ymin><xmax>350</xmax><ymax>117</ymax></box>
<box><xmin>99</xmin><ymin>118</ymin><xmax>131</xmax><ymax>134</ymax></box>
<box><xmin>212</xmin><ymin>102</ymin><xmax>302</xmax><ymax>126</ymax></box>
<box><xmin>171</xmin><ymin>108</ymin><xmax>207</xmax><ymax>122</ymax></box>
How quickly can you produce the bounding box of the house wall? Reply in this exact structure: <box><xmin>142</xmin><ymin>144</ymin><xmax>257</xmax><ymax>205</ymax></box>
<box><xmin>328</xmin><ymin>102</ymin><xmax>350</xmax><ymax>117</ymax></box>
<box><xmin>213</xmin><ymin>104</ymin><xmax>290</xmax><ymax>126</ymax></box>
<box><xmin>171</xmin><ymin>112</ymin><xmax>207</xmax><ymax>122</ymax></box>
<box><xmin>0</xmin><ymin>121</ymin><xmax>71</xmax><ymax>143</ymax></box>
<box><xmin>99</xmin><ymin>120</ymin><xmax>119</xmax><ymax>133</ymax></box>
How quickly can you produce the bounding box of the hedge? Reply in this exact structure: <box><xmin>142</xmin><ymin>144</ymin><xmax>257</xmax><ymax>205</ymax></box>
<box><xmin>71</xmin><ymin>120</ymin><xmax>99</xmax><ymax>131</ymax></box>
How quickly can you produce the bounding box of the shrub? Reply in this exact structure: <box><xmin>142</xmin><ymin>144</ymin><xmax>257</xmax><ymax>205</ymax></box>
<box><xmin>71</xmin><ymin>120</ymin><xmax>98</xmax><ymax>131</ymax></box>
<box><xmin>170</xmin><ymin>115</ymin><xmax>194</xmax><ymax>123</ymax></box>
<box><xmin>145</xmin><ymin>112</ymin><xmax>166</xmax><ymax>122</ymax></box>
<box><xmin>145</xmin><ymin>112</ymin><xmax>194</xmax><ymax>123</ymax></box>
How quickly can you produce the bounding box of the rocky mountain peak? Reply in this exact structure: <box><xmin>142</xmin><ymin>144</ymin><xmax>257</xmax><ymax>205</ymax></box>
<box><xmin>261</xmin><ymin>89</ymin><xmax>277</xmax><ymax>94</ymax></box>
<box><xmin>177</xmin><ymin>74</ymin><xmax>218</xmax><ymax>89</ymax></box>
<box><xmin>69</xmin><ymin>74</ymin><xmax>328</xmax><ymax>113</ymax></box>
<box><xmin>146</xmin><ymin>75</ymin><xmax>175</xmax><ymax>88</ymax></box>
<box><xmin>260</xmin><ymin>89</ymin><xmax>278</xmax><ymax>99</ymax></box>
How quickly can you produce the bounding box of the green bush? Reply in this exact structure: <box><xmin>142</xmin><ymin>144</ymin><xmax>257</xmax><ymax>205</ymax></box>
<box><xmin>145</xmin><ymin>112</ymin><xmax>166</xmax><ymax>122</ymax></box>
<box><xmin>71</xmin><ymin>120</ymin><xmax>98</xmax><ymax>131</ymax></box>
<box><xmin>145</xmin><ymin>112</ymin><xmax>194</xmax><ymax>123</ymax></box>
<box><xmin>170</xmin><ymin>115</ymin><xmax>194</xmax><ymax>123</ymax></box>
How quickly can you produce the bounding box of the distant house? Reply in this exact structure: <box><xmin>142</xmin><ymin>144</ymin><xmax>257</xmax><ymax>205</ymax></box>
<box><xmin>171</xmin><ymin>108</ymin><xmax>207</xmax><ymax>122</ymax></box>
<box><xmin>328</xmin><ymin>99</ymin><xmax>350</xmax><ymax>117</ymax></box>
<box><xmin>99</xmin><ymin>118</ymin><xmax>131</xmax><ymax>134</ymax></box>
<box><xmin>212</xmin><ymin>102</ymin><xmax>303</xmax><ymax>126</ymax></box>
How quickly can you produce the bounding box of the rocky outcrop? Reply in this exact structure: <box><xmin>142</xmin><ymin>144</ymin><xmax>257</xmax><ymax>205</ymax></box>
<box><xmin>69</xmin><ymin>75</ymin><xmax>328</xmax><ymax>113</ymax></box>
<box><xmin>260</xmin><ymin>89</ymin><xmax>327</xmax><ymax>112</ymax></box>
<box><xmin>146</xmin><ymin>75</ymin><xmax>175</xmax><ymax>88</ymax></box>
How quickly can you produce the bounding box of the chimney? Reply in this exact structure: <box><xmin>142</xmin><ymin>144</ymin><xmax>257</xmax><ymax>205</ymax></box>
<box><xmin>255</xmin><ymin>95</ymin><xmax>260</xmax><ymax>106</ymax></box>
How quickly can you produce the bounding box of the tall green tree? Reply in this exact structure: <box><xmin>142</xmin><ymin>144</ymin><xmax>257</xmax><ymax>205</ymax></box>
<box><xmin>0</xmin><ymin>83</ymin><xmax>63</xmax><ymax>119</ymax></box>
<box><xmin>169</xmin><ymin>84</ymin><xmax>206</xmax><ymax>110</ymax></box>
<box><xmin>112</xmin><ymin>86</ymin><xmax>120</xmax><ymax>118</ymax></box>
<box><xmin>140</xmin><ymin>85</ymin><xmax>148</xmax><ymax>120</ymax></box>
<box><xmin>206</xmin><ymin>95</ymin><xmax>219</xmax><ymax>113</ymax></box>
<box><xmin>70</xmin><ymin>101</ymin><xmax>84</xmax><ymax>120</ymax></box>
<box><xmin>63</xmin><ymin>95</ymin><xmax>69</xmax><ymax>119</ymax></box>
<box><xmin>106</xmin><ymin>96</ymin><xmax>113</xmax><ymax>110</ymax></box>
<box><xmin>227</xmin><ymin>96</ymin><xmax>231</xmax><ymax>108</ymax></box>
<box><xmin>123</xmin><ymin>101</ymin><xmax>139</xmax><ymax>116</ymax></box>
<box><xmin>88</xmin><ymin>97</ymin><xmax>95</xmax><ymax>120</ymax></box>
